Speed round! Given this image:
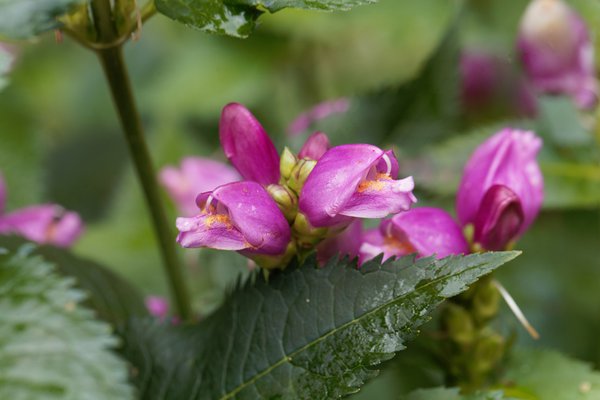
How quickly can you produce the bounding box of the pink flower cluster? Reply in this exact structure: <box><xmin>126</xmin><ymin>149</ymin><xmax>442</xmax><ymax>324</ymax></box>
<box><xmin>0</xmin><ymin>173</ymin><xmax>83</xmax><ymax>247</ymax></box>
<box><xmin>161</xmin><ymin>103</ymin><xmax>543</xmax><ymax>268</ymax></box>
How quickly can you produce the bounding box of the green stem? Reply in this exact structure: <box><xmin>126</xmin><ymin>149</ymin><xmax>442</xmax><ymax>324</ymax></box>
<box><xmin>91</xmin><ymin>0</ymin><xmax>192</xmax><ymax>319</ymax></box>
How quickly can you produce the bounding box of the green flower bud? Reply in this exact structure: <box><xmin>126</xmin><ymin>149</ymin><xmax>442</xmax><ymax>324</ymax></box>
<box><xmin>472</xmin><ymin>278</ymin><xmax>500</xmax><ymax>325</ymax></box>
<box><xmin>287</xmin><ymin>159</ymin><xmax>317</xmax><ymax>194</ymax></box>
<box><xmin>470</xmin><ymin>332</ymin><xmax>505</xmax><ymax>375</ymax></box>
<box><xmin>292</xmin><ymin>212</ymin><xmax>328</xmax><ymax>248</ymax></box>
<box><xmin>266</xmin><ymin>184</ymin><xmax>298</xmax><ymax>223</ymax></box>
<box><xmin>251</xmin><ymin>241</ymin><xmax>297</xmax><ymax>270</ymax></box>
<box><xmin>443</xmin><ymin>303</ymin><xmax>475</xmax><ymax>346</ymax></box>
<box><xmin>280</xmin><ymin>147</ymin><xmax>297</xmax><ymax>182</ymax></box>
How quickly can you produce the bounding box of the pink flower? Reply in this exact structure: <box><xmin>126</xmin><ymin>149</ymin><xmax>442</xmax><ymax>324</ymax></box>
<box><xmin>176</xmin><ymin>181</ymin><xmax>291</xmax><ymax>256</ymax></box>
<box><xmin>461</xmin><ymin>51</ymin><xmax>537</xmax><ymax>117</ymax></box>
<box><xmin>219</xmin><ymin>103</ymin><xmax>281</xmax><ymax>185</ymax></box>
<box><xmin>359</xmin><ymin>208</ymin><xmax>468</xmax><ymax>264</ymax></box>
<box><xmin>316</xmin><ymin>220</ymin><xmax>363</xmax><ymax>264</ymax></box>
<box><xmin>159</xmin><ymin>157</ymin><xmax>240</xmax><ymax>216</ymax></box>
<box><xmin>145</xmin><ymin>296</ymin><xmax>169</xmax><ymax>319</ymax></box>
<box><xmin>457</xmin><ymin>129</ymin><xmax>543</xmax><ymax>250</ymax></box>
<box><xmin>0</xmin><ymin>173</ymin><xmax>83</xmax><ymax>247</ymax></box>
<box><xmin>299</xmin><ymin>144</ymin><xmax>416</xmax><ymax>227</ymax></box>
<box><xmin>298</xmin><ymin>131</ymin><xmax>330</xmax><ymax>161</ymax></box>
<box><xmin>287</xmin><ymin>98</ymin><xmax>350</xmax><ymax>136</ymax></box>
<box><xmin>517</xmin><ymin>0</ymin><xmax>598</xmax><ymax>109</ymax></box>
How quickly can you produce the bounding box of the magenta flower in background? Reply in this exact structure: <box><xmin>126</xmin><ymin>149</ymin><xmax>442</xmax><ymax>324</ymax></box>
<box><xmin>359</xmin><ymin>208</ymin><xmax>469</xmax><ymax>264</ymax></box>
<box><xmin>299</xmin><ymin>144</ymin><xmax>416</xmax><ymax>228</ymax></box>
<box><xmin>0</xmin><ymin>173</ymin><xmax>83</xmax><ymax>247</ymax></box>
<box><xmin>460</xmin><ymin>51</ymin><xmax>537</xmax><ymax>117</ymax></box>
<box><xmin>298</xmin><ymin>131</ymin><xmax>330</xmax><ymax>160</ymax></box>
<box><xmin>159</xmin><ymin>157</ymin><xmax>240</xmax><ymax>216</ymax></box>
<box><xmin>457</xmin><ymin>128</ymin><xmax>543</xmax><ymax>250</ymax></box>
<box><xmin>287</xmin><ymin>98</ymin><xmax>350</xmax><ymax>136</ymax></box>
<box><xmin>145</xmin><ymin>296</ymin><xmax>169</xmax><ymax>319</ymax></box>
<box><xmin>316</xmin><ymin>220</ymin><xmax>363</xmax><ymax>264</ymax></box>
<box><xmin>517</xmin><ymin>0</ymin><xmax>598</xmax><ymax>109</ymax></box>
<box><xmin>176</xmin><ymin>181</ymin><xmax>290</xmax><ymax>255</ymax></box>
<box><xmin>219</xmin><ymin>103</ymin><xmax>281</xmax><ymax>185</ymax></box>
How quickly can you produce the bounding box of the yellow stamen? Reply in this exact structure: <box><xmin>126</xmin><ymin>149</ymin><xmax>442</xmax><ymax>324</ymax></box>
<box><xmin>205</xmin><ymin>214</ymin><xmax>232</xmax><ymax>228</ymax></box>
<box><xmin>357</xmin><ymin>173</ymin><xmax>392</xmax><ymax>193</ymax></box>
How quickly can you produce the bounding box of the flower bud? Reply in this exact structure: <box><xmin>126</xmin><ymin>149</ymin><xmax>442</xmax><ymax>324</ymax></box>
<box><xmin>287</xmin><ymin>159</ymin><xmax>317</xmax><ymax>194</ymax></box>
<box><xmin>145</xmin><ymin>296</ymin><xmax>169</xmax><ymax>319</ymax></box>
<box><xmin>292</xmin><ymin>212</ymin><xmax>328</xmax><ymax>248</ymax></box>
<box><xmin>220</xmin><ymin>103</ymin><xmax>280</xmax><ymax>185</ymax></box>
<box><xmin>517</xmin><ymin>0</ymin><xmax>598</xmax><ymax>108</ymax></box>
<box><xmin>298</xmin><ymin>131</ymin><xmax>330</xmax><ymax>161</ymax></box>
<box><xmin>279</xmin><ymin>147</ymin><xmax>297</xmax><ymax>181</ymax></box>
<box><xmin>266</xmin><ymin>184</ymin><xmax>298</xmax><ymax>223</ymax></box>
<box><xmin>443</xmin><ymin>303</ymin><xmax>476</xmax><ymax>346</ymax></box>
<box><xmin>457</xmin><ymin>129</ymin><xmax>543</xmax><ymax>248</ymax></box>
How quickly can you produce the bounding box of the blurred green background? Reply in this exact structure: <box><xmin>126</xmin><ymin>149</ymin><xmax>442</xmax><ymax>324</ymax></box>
<box><xmin>0</xmin><ymin>0</ymin><xmax>599</xmax><ymax>396</ymax></box>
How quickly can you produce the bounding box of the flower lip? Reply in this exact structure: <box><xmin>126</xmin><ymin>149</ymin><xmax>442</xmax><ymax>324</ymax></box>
<box><xmin>219</xmin><ymin>103</ymin><xmax>280</xmax><ymax>185</ymax></box>
<box><xmin>180</xmin><ymin>181</ymin><xmax>291</xmax><ymax>255</ymax></box>
<box><xmin>474</xmin><ymin>184</ymin><xmax>525</xmax><ymax>251</ymax></box>
<box><xmin>299</xmin><ymin>144</ymin><xmax>416</xmax><ymax>227</ymax></box>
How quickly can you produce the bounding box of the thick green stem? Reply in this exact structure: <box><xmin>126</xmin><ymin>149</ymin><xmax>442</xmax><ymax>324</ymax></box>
<box><xmin>91</xmin><ymin>0</ymin><xmax>192</xmax><ymax>319</ymax></box>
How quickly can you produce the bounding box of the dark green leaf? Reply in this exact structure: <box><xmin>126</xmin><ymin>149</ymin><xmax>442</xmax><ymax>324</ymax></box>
<box><xmin>155</xmin><ymin>0</ymin><xmax>375</xmax><ymax>38</ymax></box>
<box><xmin>121</xmin><ymin>251</ymin><xmax>519</xmax><ymax>399</ymax></box>
<box><xmin>0</xmin><ymin>0</ymin><xmax>85</xmax><ymax>39</ymax></box>
<box><xmin>0</xmin><ymin>236</ymin><xmax>148</xmax><ymax>325</ymax></box>
<box><xmin>0</xmin><ymin>245</ymin><xmax>134</xmax><ymax>399</ymax></box>
<box><xmin>503</xmin><ymin>349</ymin><xmax>600</xmax><ymax>399</ymax></box>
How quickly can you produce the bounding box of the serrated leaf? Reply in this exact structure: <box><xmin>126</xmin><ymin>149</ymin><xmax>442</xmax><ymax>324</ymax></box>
<box><xmin>120</xmin><ymin>251</ymin><xmax>519</xmax><ymax>399</ymax></box>
<box><xmin>0</xmin><ymin>236</ymin><xmax>148</xmax><ymax>325</ymax></box>
<box><xmin>503</xmin><ymin>349</ymin><xmax>600</xmax><ymax>399</ymax></box>
<box><xmin>155</xmin><ymin>0</ymin><xmax>375</xmax><ymax>38</ymax></box>
<box><xmin>405</xmin><ymin>387</ymin><xmax>512</xmax><ymax>400</ymax></box>
<box><xmin>0</xmin><ymin>245</ymin><xmax>134</xmax><ymax>399</ymax></box>
<box><xmin>0</xmin><ymin>0</ymin><xmax>85</xmax><ymax>39</ymax></box>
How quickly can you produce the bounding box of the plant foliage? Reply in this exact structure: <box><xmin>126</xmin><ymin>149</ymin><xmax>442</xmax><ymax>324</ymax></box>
<box><xmin>155</xmin><ymin>0</ymin><xmax>376</xmax><ymax>38</ymax></box>
<box><xmin>0</xmin><ymin>236</ymin><xmax>148</xmax><ymax>326</ymax></box>
<box><xmin>120</xmin><ymin>251</ymin><xmax>519</xmax><ymax>399</ymax></box>
<box><xmin>0</xmin><ymin>0</ymin><xmax>84</xmax><ymax>39</ymax></box>
<box><xmin>0</xmin><ymin>245</ymin><xmax>134</xmax><ymax>399</ymax></box>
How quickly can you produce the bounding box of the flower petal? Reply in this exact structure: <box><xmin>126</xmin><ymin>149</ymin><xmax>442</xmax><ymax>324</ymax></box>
<box><xmin>299</xmin><ymin>144</ymin><xmax>384</xmax><ymax>227</ymax></box>
<box><xmin>390</xmin><ymin>207</ymin><xmax>469</xmax><ymax>258</ymax></box>
<box><xmin>159</xmin><ymin>157</ymin><xmax>240</xmax><ymax>216</ymax></box>
<box><xmin>219</xmin><ymin>103</ymin><xmax>280</xmax><ymax>185</ymax></box>
<box><xmin>518</xmin><ymin>0</ymin><xmax>598</xmax><ymax>109</ymax></box>
<box><xmin>339</xmin><ymin>176</ymin><xmax>416</xmax><ymax>219</ymax></box>
<box><xmin>473</xmin><ymin>185</ymin><xmax>524</xmax><ymax>251</ymax></box>
<box><xmin>211</xmin><ymin>181</ymin><xmax>291</xmax><ymax>255</ymax></box>
<box><xmin>316</xmin><ymin>220</ymin><xmax>363</xmax><ymax>263</ymax></box>
<box><xmin>298</xmin><ymin>131</ymin><xmax>330</xmax><ymax>160</ymax></box>
<box><xmin>176</xmin><ymin>214</ymin><xmax>249</xmax><ymax>250</ymax></box>
<box><xmin>0</xmin><ymin>205</ymin><xmax>83</xmax><ymax>247</ymax></box>
<box><xmin>456</xmin><ymin>128</ymin><xmax>543</xmax><ymax>235</ymax></box>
